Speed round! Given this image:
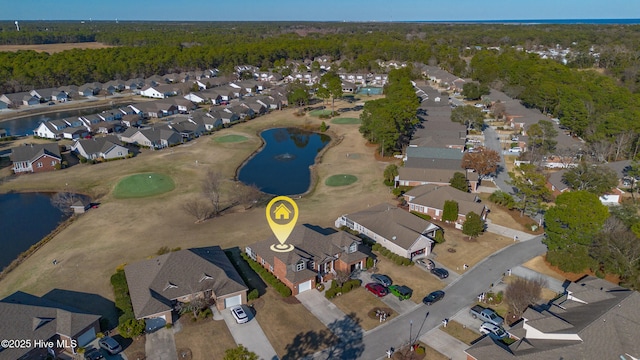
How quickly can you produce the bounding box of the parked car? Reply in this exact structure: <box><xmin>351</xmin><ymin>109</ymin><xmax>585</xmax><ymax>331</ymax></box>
<box><xmin>416</xmin><ymin>258</ymin><xmax>435</xmax><ymax>270</ymax></box>
<box><xmin>98</xmin><ymin>336</ymin><xmax>122</xmax><ymax>355</ymax></box>
<box><xmin>470</xmin><ymin>305</ymin><xmax>504</xmax><ymax>326</ymax></box>
<box><xmin>365</xmin><ymin>282</ymin><xmax>389</xmax><ymax>297</ymax></box>
<box><xmin>479</xmin><ymin>322</ymin><xmax>508</xmax><ymax>339</ymax></box>
<box><xmin>371</xmin><ymin>274</ymin><xmax>392</xmax><ymax>287</ymax></box>
<box><xmin>84</xmin><ymin>348</ymin><xmax>104</xmax><ymax>360</ymax></box>
<box><xmin>431</xmin><ymin>268</ymin><xmax>449</xmax><ymax>279</ymax></box>
<box><xmin>231</xmin><ymin>306</ymin><xmax>249</xmax><ymax>324</ymax></box>
<box><xmin>388</xmin><ymin>285</ymin><xmax>413</xmax><ymax>301</ymax></box>
<box><xmin>422</xmin><ymin>290</ymin><xmax>445</xmax><ymax>305</ymax></box>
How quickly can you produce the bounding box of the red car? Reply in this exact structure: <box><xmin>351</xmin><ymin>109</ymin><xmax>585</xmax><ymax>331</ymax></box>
<box><xmin>365</xmin><ymin>282</ymin><xmax>388</xmax><ymax>297</ymax></box>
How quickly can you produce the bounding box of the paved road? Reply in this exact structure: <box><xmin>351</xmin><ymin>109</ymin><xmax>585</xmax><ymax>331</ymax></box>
<box><xmin>483</xmin><ymin>127</ymin><xmax>513</xmax><ymax>194</ymax></box>
<box><xmin>358</xmin><ymin>235</ymin><xmax>547</xmax><ymax>360</ymax></box>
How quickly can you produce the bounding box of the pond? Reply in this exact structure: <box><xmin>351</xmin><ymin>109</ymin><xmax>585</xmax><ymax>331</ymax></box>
<box><xmin>238</xmin><ymin>127</ymin><xmax>330</xmax><ymax>195</ymax></box>
<box><xmin>0</xmin><ymin>192</ymin><xmax>69</xmax><ymax>271</ymax></box>
<box><xmin>356</xmin><ymin>87</ymin><xmax>384</xmax><ymax>95</ymax></box>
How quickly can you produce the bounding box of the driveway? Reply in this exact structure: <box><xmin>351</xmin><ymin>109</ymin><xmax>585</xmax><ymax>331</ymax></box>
<box><xmin>145</xmin><ymin>327</ymin><xmax>177</xmax><ymax>360</ymax></box>
<box><xmin>296</xmin><ymin>288</ymin><xmax>348</xmax><ymax>327</ymax></box>
<box><xmin>483</xmin><ymin>127</ymin><xmax>512</xmax><ymax>193</ymax></box>
<box><xmin>358</xmin><ymin>272</ymin><xmax>420</xmax><ymax>315</ymax></box>
<box><xmin>485</xmin><ymin>219</ymin><xmax>538</xmax><ymax>241</ymax></box>
<box><xmin>221</xmin><ymin>305</ymin><xmax>278</xmax><ymax>360</ymax></box>
<box><xmin>419</xmin><ymin>327</ymin><xmax>469</xmax><ymax>360</ymax></box>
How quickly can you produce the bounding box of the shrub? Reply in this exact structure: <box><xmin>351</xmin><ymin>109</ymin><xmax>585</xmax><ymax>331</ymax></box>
<box><xmin>247</xmin><ymin>289</ymin><xmax>259</xmax><ymax>301</ymax></box>
<box><xmin>489</xmin><ymin>190</ymin><xmax>516</xmax><ymax>209</ymax></box>
<box><xmin>366</xmin><ymin>257</ymin><xmax>374</xmax><ymax>269</ymax></box>
<box><xmin>394</xmin><ymin>257</ymin><xmax>404</xmax><ymax>266</ymax></box>
<box><xmin>325</xmin><ymin>288</ymin><xmax>337</xmax><ymax>299</ymax></box>
<box><xmin>410</xmin><ymin>211</ymin><xmax>431</xmax><ymax>221</ymax></box>
<box><xmin>372</xmin><ymin>243</ymin><xmax>382</xmax><ymax>251</ymax></box>
<box><xmin>402</xmin><ymin>258</ymin><xmax>412</xmax><ymax>266</ymax></box>
<box><xmin>331</xmin><ymin>280</ymin><xmax>339</xmax><ymax>289</ymax></box>
<box><xmin>342</xmin><ymin>282</ymin><xmax>353</xmax><ymax>293</ymax></box>
<box><xmin>240</xmin><ymin>252</ymin><xmax>291</xmax><ymax>297</ymax></box>
<box><xmin>434</xmin><ymin>229</ymin><xmax>445</xmax><ymax>244</ymax></box>
<box><xmin>118</xmin><ymin>318</ymin><xmax>145</xmax><ymax>338</ymax></box>
<box><xmin>415</xmin><ymin>346</ymin><xmax>425</xmax><ymax>355</ymax></box>
<box><xmin>320</xmin><ymin>121</ymin><xmax>327</xmax><ymax>132</ymax></box>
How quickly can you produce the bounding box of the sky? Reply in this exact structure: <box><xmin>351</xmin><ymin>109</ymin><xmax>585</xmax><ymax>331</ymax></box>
<box><xmin>3</xmin><ymin>0</ymin><xmax>640</xmax><ymax>22</ymax></box>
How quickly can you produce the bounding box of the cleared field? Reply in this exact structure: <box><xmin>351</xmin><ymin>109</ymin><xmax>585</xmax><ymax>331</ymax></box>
<box><xmin>0</xmin><ymin>42</ymin><xmax>113</xmax><ymax>53</ymax></box>
<box><xmin>325</xmin><ymin>174</ymin><xmax>358</xmax><ymax>186</ymax></box>
<box><xmin>112</xmin><ymin>173</ymin><xmax>175</xmax><ymax>198</ymax></box>
<box><xmin>214</xmin><ymin>134</ymin><xmax>249</xmax><ymax>143</ymax></box>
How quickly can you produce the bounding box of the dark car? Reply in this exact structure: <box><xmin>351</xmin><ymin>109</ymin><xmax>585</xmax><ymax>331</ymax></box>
<box><xmin>98</xmin><ymin>336</ymin><xmax>122</xmax><ymax>355</ymax></box>
<box><xmin>365</xmin><ymin>282</ymin><xmax>388</xmax><ymax>297</ymax></box>
<box><xmin>388</xmin><ymin>285</ymin><xmax>413</xmax><ymax>300</ymax></box>
<box><xmin>431</xmin><ymin>268</ymin><xmax>449</xmax><ymax>279</ymax></box>
<box><xmin>84</xmin><ymin>348</ymin><xmax>104</xmax><ymax>360</ymax></box>
<box><xmin>422</xmin><ymin>290</ymin><xmax>445</xmax><ymax>305</ymax></box>
<box><xmin>371</xmin><ymin>274</ymin><xmax>392</xmax><ymax>287</ymax></box>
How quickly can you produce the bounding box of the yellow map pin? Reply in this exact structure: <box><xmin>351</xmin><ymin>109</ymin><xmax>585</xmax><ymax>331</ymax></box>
<box><xmin>267</xmin><ymin>196</ymin><xmax>298</xmax><ymax>253</ymax></box>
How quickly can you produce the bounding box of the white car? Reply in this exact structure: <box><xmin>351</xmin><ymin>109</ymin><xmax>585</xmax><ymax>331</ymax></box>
<box><xmin>231</xmin><ymin>306</ymin><xmax>249</xmax><ymax>324</ymax></box>
<box><xmin>479</xmin><ymin>322</ymin><xmax>508</xmax><ymax>339</ymax></box>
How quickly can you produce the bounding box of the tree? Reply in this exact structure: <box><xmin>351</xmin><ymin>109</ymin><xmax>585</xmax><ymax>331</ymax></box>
<box><xmin>451</xmin><ymin>105</ymin><xmax>485</xmax><ymax>130</ymax></box>
<box><xmin>384</xmin><ymin>164</ymin><xmax>399</xmax><ymax>186</ymax></box>
<box><xmin>493</xmin><ymin>101</ymin><xmax>506</xmax><ymax>120</ymax></box>
<box><xmin>434</xmin><ymin>229</ymin><xmax>445</xmax><ymax>244</ymax></box>
<box><xmin>235</xmin><ymin>183</ymin><xmax>262</xmax><ymax>210</ymax></box>
<box><xmin>462</xmin><ymin>82</ymin><xmax>490</xmax><ymax>100</ymax></box>
<box><xmin>182</xmin><ymin>197</ymin><xmax>211</xmax><ymax>223</ymax></box>
<box><xmin>224</xmin><ymin>345</ymin><xmax>259</xmax><ymax>360</ymax></box>
<box><xmin>527</xmin><ymin>120</ymin><xmax>558</xmax><ymax>164</ymax></box>
<box><xmin>544</xmin><ymin>191</ymin><xmax>609</xmax><ymax>273</ymax></box>
<box><xmin>287</xmin><ymin>80</ymin><xmax>310</xmax><ymax>108</ymax></box>
<box><xmin>626</xmin><ymin>161</ymin><xmax>640</xmax><ymax>202</ymax></box>
<box><xmin>202</xmin><ymin>169</ymin><xmax>223</xmax><ymax>216</ymax></box>
<box><xmin>505</xmin><ymin>277</ymin><xmax>547</xmax><ymax>320</ymax></box>
<box><xmin>333</xmin><ymin>269</ymin><xmax>351</xmax><ymax>288</ymax></box>
<box><xmin>508</xmin><ymin>163</ymin><xmax>552</xmax><ymax>217</ymax></box>
<box><xmin>562</xmin><ymin>162</ymin><xmax>619</xmax><ymax>197</ymax></box>
<box><xmin>318</xmin><ymin>71</ymin><xmax>343</xmax><ymax>114</ymax></box>
<box><xmin>450</xmin><ymin>171</ymin><xmax>468</xmax><ymax>192</ymax></box>
<box><xmin>50</xmin><ymin>191</ymin><xmax>83</xmax><ymax>215</ymax></box>
<box><xmin>461</xmin><ymin>146</ymin><xmax>500</xmax><ymax>180</ymax></box>
<box><xmin>118</xmin><ymin>318</ymin><xmax>145</xmax><ymax>338</ymax></box>
<box><xmin>591</xmin><ymin>223</ymin><xmax>640</xmax><ymax>289</ymax></box>
<box><xmin>442</xmin><ymin>200</ymin><xmax>459</xmax><ymax>222</ymax></box>
<box><xmin>462</xmin><ymin>212</ymin><xmax>485</xmax><ymax>240</ymax></box>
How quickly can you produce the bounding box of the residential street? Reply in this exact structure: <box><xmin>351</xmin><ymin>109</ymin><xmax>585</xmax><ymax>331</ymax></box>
<box><xmin>483</xmin><ymin>127</ymin><xmax>512</xmax><ymax>194</ymax></box>
<box><xmin>309</xmin><ymin>235</ymin><xmax>547</xmax><ymax>359</ymax></box>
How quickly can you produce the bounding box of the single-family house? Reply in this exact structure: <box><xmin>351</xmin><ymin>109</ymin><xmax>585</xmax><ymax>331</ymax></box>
<box><xmin>465</xmin><ymin>276</ymin><xmax>640</xmax><ymax>360</ymax></box>
<box><xmin>404</xmin><ymin>184</ymin><xmax>489</xmax><ymax>223</ymax></box>
<box><xmin>60</xmin><ymin>126</ymin><xmax>89</xmax><ymax>140</ymax></box>
<box><xmin>30</xmin><ymin>88</ymin><xmax>68</xmax><ymax>102</ymax></box>
<box><xmin>168</xmin><ymin>119</ymin><xmax>206</xmax><ymax>140</ymax></box>
<box><xmin>118</xmin><ymin>125</ymin><xmax>181</xmax><ymax>149</ymax></box>
<box><xmin>78</xmin><ymin>83</ymin><xmax>101</xmax><ymax>97</ymax></box>
<box><xmin>0</xmin><ymin>291</ymin><xmax>101</xmax><ymax>360</ymax></box>
<box><xmin>34</xmin><ymin>121</ymin><xmax>64</xmax><ymax>139</ymax></box>
<box><xmin>342</xmin><ymin>81</ymin><xmax>356</xmax><ymax>93</ymax></box>
<box><xmin>189</xmin><ymin>110</ymin><xmax>222</xmax><ymax>131</ymax></box>
<box><xmin>241</xmin><ymin>99</ymin><xmax>267</xmax><ymax>116</ymax></box>
<box><xmin>396</xmin><ymin>166</ymin><xmax>479</xmax><ymax>192</ymax></box>
<box><xmin>546</xmin><ymin>169</ymin><xmax>571</xmax><ymax>197</ymax></box>
<box><xmin>124</xmin><ymin>247</ymin><xmax>248</xmax><ymax>329</ymax></box>
<box><xmin>246</xmin><ymin>225</ymin><xmax>368</xmax><ymax>295</ymax></box>
<box><xmin>0</xmin><ymin>91</ymin><xmax>40</xmax><ymax>107</ymax></box>
<box><xmin>10</xmin><ymin>143</ymin><xmax>62</xmax><ymax>173</ymax></box>
<box><xmin>335</xmin><ymin>203</ymin><xmax>441</xmax><ymax>259</ymax></box>
<box><xmin>129</xmin><ymin>101</ymin><xmax>178</xmax><ymax>118</ymax></box>
<box><xmin>226</xmin><ymin>105</ymin><xmax>254</xmax><ymax>120</ymax></box>
<box><xmin>139</xmin><ymin>84</ymin><xmax>178</xmax><ymax>99</ymax></box>
<box><xmin>121</xmin><ymin>114</ymin><xmax>142</xmax><ymax>128</ymax></box>
<box><xmin>58</xmin><ymin>85</ymin><xmax>79</xmax><ymax>99</ymax></box>
<box><xmin>209</xmin><ymin>108</ymin><xmax>240</xmax><ymax>125</ymax></box>
<box><xmin>71</xmin><ymin>135</ymin><xmax>129</xmax><ymax>160</ymax></box>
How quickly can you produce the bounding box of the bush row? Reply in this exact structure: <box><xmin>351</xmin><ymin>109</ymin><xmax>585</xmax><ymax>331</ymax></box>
<box><xmin>410</xmin><ymin>211</ymin><xmax>432</xmax><ymax>221</ymax></box>
<box><xmin>325</xmin><ymin>279</ymin><xmax>361</xmax><ymax>299</ymax></box>
<box><xmin>372</xmin><ymin>244</ymin><xmax>413</xmax><ymax>266</ymax></box>
<box><xmin>110</xmin><ymin>269</ymin><xmax>145</xmax><ymax>338</ymax></box>
<box><xmin>241</xmin><ymin>252</ymin><xmax>292</xmax><ymax>297</ymax></box>
<box><xmin>224</xmin><ymin>250</ymin><xmax>260</xmax><ymax>300</ymax></box>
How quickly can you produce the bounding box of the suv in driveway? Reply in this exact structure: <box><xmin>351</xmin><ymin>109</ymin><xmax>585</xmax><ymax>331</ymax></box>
<box><xmin>430</xmin><ymin>268</ymin><xmax>449</xmax><ymax>279</ymax></box>
<box><xmin>98</xmin><ymin>336</ymin><xmax>122</xmax><ymax>355</ymax></box>
<box><xmin>388</xmin><ymin>285</ymin><xmax>413</xmax><ymax>300</ymax></box>
<box><xmin>371</xmin><ymin>274</ymin><xmax>392</xmax><ymax>287</ymax></box>
<box><xmin>415</xmin><ymin>258</ymin><xmax>435</xmax><ymax>270</ymax></box>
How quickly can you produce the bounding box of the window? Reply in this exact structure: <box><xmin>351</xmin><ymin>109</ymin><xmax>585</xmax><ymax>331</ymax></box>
<box><xmin>309</xmin><ymin>261</ymin><xmax>315</xmax><ymax>270</ymax></box>
<box><xmin>349</xmin><ymin>242</ymin><xmax>358</xmax><ymax>253</ymax></box>
<box><xmin>296</xmin><ymin>260</ymin><xmax>305</xmax><ymax>272</ymax></box>
<box><xmin>37</xmin><ymin>162</ymin><xmax>43</xmax><ymax>168</ymax></box>
<box><xmin>51</xmin><ymin>161</ymin><xmax>56</xmax><ymax>166</ymax></box>
<box><xmin>269</xmin><ymin>265</ymin><xmax>274</xmax><ymax>272</ymax></box>
<box><xmin>261</xmin><ymin>258</ymin><xmax>265</xmax><ymax>265</ymax></box>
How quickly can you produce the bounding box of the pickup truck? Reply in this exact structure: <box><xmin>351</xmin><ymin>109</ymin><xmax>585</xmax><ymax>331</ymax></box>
<box><xmin>470</xmin><ymin>305</ymin><xmax>504</xmax><ymax>326</ymax></box>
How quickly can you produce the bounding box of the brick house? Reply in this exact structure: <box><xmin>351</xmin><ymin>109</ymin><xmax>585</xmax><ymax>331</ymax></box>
<box><xmin>245</xmin><ymin>225</ymin><xmax>368</xmax><ymax>295</ymax></box>
<box><xmin>10</xmin><ymin>143</ymin><xmax>61</xmax><ymax>174</ymax></box>
<box><xmin>404</xmin><ymin>184</ymin><xmax>489</xmax><ymax>223</ymax></box>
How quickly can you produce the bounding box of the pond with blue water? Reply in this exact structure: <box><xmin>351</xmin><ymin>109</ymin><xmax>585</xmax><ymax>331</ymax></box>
<box><xmin>238</xmin><ymin>127</ymin><xmax>331</xmax><ymax>195</ymax></box>
<box><xmin>356</xmin><ymin>87</ymin><xmax>384</xmax><ymax>95</ymax></box>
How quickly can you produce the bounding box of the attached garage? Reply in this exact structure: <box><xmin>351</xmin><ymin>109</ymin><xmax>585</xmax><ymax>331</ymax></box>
<box><xmin>298</xmin><ymin>280</ymin><xmax>313</xmax><ymax>293</ymax></box>
<box><xmin>224</xmin><ymin>295</ymin><xmax>242</xmax><ymax>309</ymax></box>
<box><xmin>76</xmin><ymin>327</ymin><xmax>96</xmax><ymax>347</ymax></box>
<box><xmin>145</xmin><ymin>315</ymin><xmax>166</xmax><ymax>332</ymax></box>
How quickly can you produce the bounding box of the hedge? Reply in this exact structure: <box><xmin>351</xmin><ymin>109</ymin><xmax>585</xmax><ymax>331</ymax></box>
<box><xmin>374</xmin><ymin>245</ymin><xmax>414</xmax><ymax>266</ymax></box>
<box><xmin>410</xmin><ymin>211</ymin><xmax>432</xmax><ymax>221</ymax></box>
<box><xmin>241</xmin><ymin>252</ymin><xmax>292</xmax><ymax>297</ymax></box>
<box><xmin>325</xmin><ymin>279</ymin><xmax>361</xmax><ymax>299</ymax></box>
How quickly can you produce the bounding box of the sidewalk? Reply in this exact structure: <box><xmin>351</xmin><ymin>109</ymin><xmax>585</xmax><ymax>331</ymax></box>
<box><xmin>419</xmin><ymin>327</ymin><xmax>469</xmax><ymax>360</ymax></box>
<box><xmin>485</xmin><ymin>220</ymin><xmax>538</xmax><ymax>241</ymax></box>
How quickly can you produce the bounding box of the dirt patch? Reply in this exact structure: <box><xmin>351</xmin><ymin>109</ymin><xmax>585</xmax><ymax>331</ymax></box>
<box><xmin>522</xmin><ymin>255</ymin><xmax>620</xmax><ymax>284</ymax></box>
<box><xmin>374</xmin><ymin>257</ymin><xmax>444</xmax><ymax>303</ymax></box>
<box><xmin>478</xmin><ymin>193</ymin><xmax>543</xmax><ymax>234</ymax></box>
<box><xmin>122</xmin><ymin>336</ymin><xmax>146</xmax><ymax>360</ymax></box>
<box><xmin>431</xmin><ymin>224</ymin><xmax>514</xmax><ymax>273</ymax></box>
<box><xmin>173</xmin><ymin>316</ymin><xmax>236</xmax><ymax>360</ymax></box>
<box><xmin>331</xmin><ymin>287</ymin><xmax>394</xmax><ymax>331</ymax></box>
<box><xmin>438</xmin><ymin>321</ymin><xmax>481</xmax><ymax>346</ymax></box>
<box><xmin>0</xmin><ymin>42</ymin><xmax>114</xmax><ymax>54</ymax></box>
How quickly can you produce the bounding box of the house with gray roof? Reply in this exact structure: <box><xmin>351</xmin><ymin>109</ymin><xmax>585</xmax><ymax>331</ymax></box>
<box><xmin>404</xmin><ymin>184</ymin><xmax>488</xmax><ymax>224</ymax></box>
<box><xmin>124</xmin><ymin>246</ymin><xmax>247</xmax><ymax>327</ymax></box>
<box><xmin>465</xmin><ymin>276</ymin><xmax>640</xmax><ymax>360</ymax></box>
<box><xmin>0</xmin><ymin>291</ymin><xmax>101</xmax><ymax>359</ymax></box>
<box><xmin>0</xmin><ymin>91</ymin><xmax>40</xmax><ymax>107</ymax></box>
<box><xmin>246</xmin><ymin>225</ymin><xmax>368</xmax><ymax>295</ymax></box>
<box><xmin>10</xmin><ymin>143</ymin><xmax>61</xmax><ymax>174</ymax></box>
<box><xmin>404</xmin><ymin>146</ymin><xmax>464</xmax><ymax>162</ymax></box>
<box><xmin>71</xmin><ymin>135</ymin><xmax>129</xmax><ymax>161</ymax></box>
<box><xmin>335</xmin><ymin>203</ymin><xmax>441</xmax><ymax>259</ymax></box>
<box><xmin>118</xmin><ymin>124</ymin><xmax>181</xmax><ymax>149</ymax></box>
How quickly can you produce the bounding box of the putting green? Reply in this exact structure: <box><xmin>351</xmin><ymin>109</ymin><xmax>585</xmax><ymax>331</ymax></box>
<box><xmin>325</xmin><ymin>174</ymin><xmax>358</xmax><ymax>186</ymax></box>
<box><xmin>331</xmin><ymin>117</ymin><xmax>361</xmax><ymax>124</ymax></box>
<box><xmin>113</xmin><ymin>173</ymin><xmax>175</xmax><ymax>198</ymax></box>
<box><xmin>214</xmin><ymin>134</ymin><xmax>248</xmax><ymax>143</ymax></box>
<box><xmin>310</xmin><ymin>109</ymin><xmax>333</xmax><ymax>116</ymax></box>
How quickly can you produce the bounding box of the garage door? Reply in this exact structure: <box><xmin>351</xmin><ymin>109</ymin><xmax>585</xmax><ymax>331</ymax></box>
<box><xmin>224</xmin><ymin>295</ymin><xmax>242</xmax><ymax>309</ymax></box>
<box><xmin>76</xmin><ymin>327</ymin><xmax>96</xmax><ymax>347</ymax></box>
<box><xmin>298</xmin><ymin>280</ymin><xmax>312</xmax><ymax>293</ymax></box>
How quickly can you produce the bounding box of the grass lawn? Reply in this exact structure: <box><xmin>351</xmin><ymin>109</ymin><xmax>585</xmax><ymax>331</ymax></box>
<box><xmin>331</xmin><ymin>287</ymin><xmax>395</xmax><ymax>331</ymax></box>
<box><xmin>431</xmin><ymin>226</ymin><xmax>514</xmax><ymax>274</ymax></box>
<box><xmin>374</xmin><ymin>257</ymin><xmax>444</xmax><ymax>303</ymax></box>
<box><xmin>254</xmin><ymin>289</ymin><xmax>336</xmax><ymax>359</ymax></box>
<box><xmin>213</xmin><ymin>134</ymin><xmax>249</xmax><ymax>143</ymax></box>
<box><xmin>122</xmin><ymin>336</ymin><xmax>146</xmax><ymax>360</ymax></box>
<box><xmin>173</xmin><ymin>316</ymin><xmax>236</xmax><ymax>360</ymax></box>
<box><xmin>309</xmin><ymin>109</ymin><xmax>334</xmax><ymax>116</ymax></box>
<box><xmin>325</xmin><ymin>174</ymin><xmax>358</xmax><ymax>186</ymax></box>
<box><xmin>112</xmin><ymin>172</ymin><xmax>175</xmax><ymax>198</ymax></box>
<box><xmin>331</xmin><ymin>117</ymin><xmax>361</xmax><ymax>124</ymax></box>
<box><xmin>439</xmin><ymin>320</ymin><xmax>481</xmax><ymax>345</ymax></box>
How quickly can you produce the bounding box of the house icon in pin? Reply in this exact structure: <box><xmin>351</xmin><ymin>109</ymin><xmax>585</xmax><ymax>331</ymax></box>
<box><xmin>273</xmin><ymin>203</ymin><xmax>292</xmax><ymax>220</ymax></box>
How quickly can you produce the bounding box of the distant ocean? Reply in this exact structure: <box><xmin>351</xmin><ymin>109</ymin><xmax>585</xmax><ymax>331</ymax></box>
<box><xmin>413</xmin><ymin>19</ymin><xmax>640</xmax><ymax>25</ymax></box>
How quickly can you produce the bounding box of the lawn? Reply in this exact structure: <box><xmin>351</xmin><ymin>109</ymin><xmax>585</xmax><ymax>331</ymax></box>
<box><xmin>331</xmin><ymin>287</ymin><xmax>395</xmax><ymax>331</ymax></box>
<box><xmin>430</xmin><ymin>225</ymin><xmax>514</xmax><ymax>274</ymax></box>
<box><xmin>439</xmin><ymin>320</ymin><xmax>481</xmax><ymax>345</ymax></box>
<box><xmin>173</xmin><ymin>315</ymin><xmax>237</xmax><ymax>360</ymax></box>
<box><xmin>310</xmin><ymin>109</ymin><xmax>334</xmax><ymax>116</ymax></box>
<box><xmin>254</xmin><ymin>289</ymin><xmax>336</xmax><ymax>359</ymax></box>
<box><xmin>325</xmin><ymin>174</ymin><xmax>358</xmax><ymax>186</ymax></box>
<box><xmin>214</xmin><ymin>134</ymin><xmax>249</xmax><ymax>143</ymax></box>
<box><xmin>374</xmin><ymin>256</ymin><xmax>444</xmax><ymax>303</ymax></box>
<box><xmin>112</xmin><ymin>172</ymin><xmax>175</xmax><ymax>198</ymax></box>
<box><xmin>331</xmin><ymin>117</ymin><xmax>361</xmax><ymax>124</ymax></box>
